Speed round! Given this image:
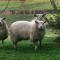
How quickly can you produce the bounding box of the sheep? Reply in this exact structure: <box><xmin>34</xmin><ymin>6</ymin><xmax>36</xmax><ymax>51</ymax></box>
<box><xmin>0</xmin><ymin>17</ymin><xmax>8</xmax><ymax>47</ymax></box>
<box><xmin>9</xmin><ymin>14</ymin><xmax>46</xmax><ymax>50</ymax></box>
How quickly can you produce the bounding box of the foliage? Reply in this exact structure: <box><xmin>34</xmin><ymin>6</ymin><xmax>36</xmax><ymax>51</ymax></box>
<box><xmin>46</xmin><ymin>14</ymin><xmax>60</xmax><ymax>30</ymax></box>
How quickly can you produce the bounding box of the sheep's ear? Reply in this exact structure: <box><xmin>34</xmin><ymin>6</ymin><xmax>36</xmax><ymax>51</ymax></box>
<box><xmin>34</xmin><ymin>14</ymin><xmax>37</xmax><ymax>17</ymax></box>
<box><xmin>3</xmin><ymin>17</ymin><xmax>6</xmax><ymax>20</ymax></box>
<box><xmin>42</xmin><ymin>14</ymin><xmax>45</xmax><ymax>17</ymax></box>
<box><xmin>42</xmin><ymin>13</ymin><xmax>46</xmax><ymax>17</ymax></box>
<box><xmin>44</xmin><ymin>20</ymin><xmax>46</xmax><ymax>23</ymax></box>
<box><xmin>35</xmin><ymin>20</ymin><xmax>38</xmax><ymax>24</ymax></box>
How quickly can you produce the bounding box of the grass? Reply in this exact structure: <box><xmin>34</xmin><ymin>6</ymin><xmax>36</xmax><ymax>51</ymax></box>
<box><xmin>0</xmin><ymin>1</ymin><xmax>55</xmax><ymax>10</ymax></box>
<box><xmin>0</xmin><ymin>14</ymin><xmax>35</xmax><ymax>26</ymax></box>
<box><xmin>0</xmin><ymin>0</ymin><xmax>60</xmax><ymax>10</ymax></box>
<box><xmin>0</xmin><ymin>31</ymin><xmax>59</xmax><ymax>60</ymax></box>
<box><xmin>0</xmin><ymin>14</ymin><xmax>59</xmax><ymax>60</ymax></box>
<box><xmin>0</xmin><ymin>1</ymin><xmax>60</xmax><ymax>10</ymax></box>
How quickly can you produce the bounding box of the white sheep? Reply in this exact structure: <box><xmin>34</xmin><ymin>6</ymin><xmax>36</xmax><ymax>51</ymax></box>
<box><xmin>9</xmin><ymin>14</ymin><xmax>46</xmax><ymax>50</ymax></box>
<box><xmin>0</xmin><ymin>17</ymin><xmax>8</xmax><ymax>47</ymax></box>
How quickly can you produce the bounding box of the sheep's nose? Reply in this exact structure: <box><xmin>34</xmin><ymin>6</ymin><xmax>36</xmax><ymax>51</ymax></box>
<box><xmin>40</xmin><ymin>26</ymin><xmax>42</xmax><ymax>29</ymax></box>
<box><xmin>40</xmin><ymin>26</ymin><xmax>43</xmax><ymax>30</ymax></box>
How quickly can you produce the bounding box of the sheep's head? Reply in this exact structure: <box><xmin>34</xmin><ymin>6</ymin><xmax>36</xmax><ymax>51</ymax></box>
<box><xmin>34</xmin><ymin>14</ymin><xmax>46</xmax><ymax>21</ymax></box>
<box><xmin>34</xmin><ymin>14</ymin><xmax>46</xmax><ymax>30</ymax></box>
<box><xmin>0</xmin><ymin>17</ymin><xmax>5</xmax><ymax>26</ymax></box>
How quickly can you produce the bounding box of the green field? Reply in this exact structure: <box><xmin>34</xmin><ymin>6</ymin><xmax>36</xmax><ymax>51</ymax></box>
<box><xmin>0</xmin><ymin>1</ymin><xmax>52</xmax><ymax>10</ymax></box>
<box><xmin>0</xmin><ymin>28</ymin><xmax>58</xmax><ymax>60</ymax></box>
<box><xmin>0</xmin><ymin>36</ymin><xmax>57</xmax><ymax>60</ymax></box>
<box><xmin>0</xmin><ymin>29</ymin><xmax>58</xmax><ymax>60</ymax></box>
<box><xmin>0</xmin><ymin>14</ymin><xmax>59</xmax><ymax>60</ymax></box>
<box><xmin>0</xmin><ymin>1</ymin><xmax>60</xmax><ymax>10</ymax></box>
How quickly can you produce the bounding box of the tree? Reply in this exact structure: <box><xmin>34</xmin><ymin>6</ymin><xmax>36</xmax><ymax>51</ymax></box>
<box><xmin>46</xmin><ymin>0</ymin><xmax>60</xmax><ymax>41</ymax></box>
<box><xmin>50</xmin><ymin>0</ymin><xmax>57</xmax><ymax>10</ymax></box>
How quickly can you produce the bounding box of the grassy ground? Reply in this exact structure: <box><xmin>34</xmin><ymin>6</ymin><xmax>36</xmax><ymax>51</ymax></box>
<box><xmin>0</xmin><ymin>30</ymin><xmax>59</xmax><ymax>60</ymax></box>
<box><xmin>0</xmin><ymin>1</ymin><xmax>56</xmax><ymax>10</ymax></box>
<box><xmin>0</xmin><ymin>14</ymin><xmax>34</xmax><ymax>26</ymax></box>
<box><xmin>0</xmin><ymin>1</ymin><xmax>60</xmax><ymax>10</ymax></box>
<box><xmin>0</xmin><ymin>1</ymin><xmax>51</xmax><ymax>10</ymax></box>
<box><xmin>0</xmin><ymin>14</ymin><xmax>59</xmax><ymax>60</ymax></box>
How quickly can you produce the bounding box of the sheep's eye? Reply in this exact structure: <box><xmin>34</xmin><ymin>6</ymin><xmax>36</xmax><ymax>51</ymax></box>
<box><xmin>44</xmin><ymin>21</ymin><xmax>46</xmax><ymax>23</ymax></box>
<box><xmin>35</xmin><ymin>21</ymin><xmax>39</xmax><ymax>24</ymax></box>
<box><xmin>3</xmin><ymin>18</ymin><xmax>5</xmax><ymax>20</ymax></box>
<box><xmin>43</xmin><ymin>22</ymin><xmax>45</xmax><ymax>24</ymax></box>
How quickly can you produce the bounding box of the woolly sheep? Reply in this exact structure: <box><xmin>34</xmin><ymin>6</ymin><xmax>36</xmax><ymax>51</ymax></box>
<box><xmin>9</xmin><ymin>14</ymin><xmax>46</xmax><ymax>50</ymax></box>
<box><xmin>0</xmin><ymin>17</ymin><xmax>8</xmax><ymax>47</ymax></box>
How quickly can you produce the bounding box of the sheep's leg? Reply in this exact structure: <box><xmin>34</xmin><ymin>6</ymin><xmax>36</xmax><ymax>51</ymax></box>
<box><xmin>13</xmin><ymin>41</ymin><xmax>17</xmax><ymax>49</ymax></box>
<box><xmin>33</xmin><ymin>40</ymin><xmax>38</xmax><ymax>51</ymax></box>
<box><xmin>11</xmin><ymin>34</ymin><xmax>18</xmax><ymax>49</ymax></box>
<box><xmin>38</xmin><ymin>40</ymin><xmax>40</xmax><ymax>46</ymax></box>
<box><xmin>2</xmin><ymin>40</ymin><xmax>4</xmax><ymax>47</ymax></box>
<box><xmin>30</xmin><ymin>35</ymin><xmax>34</xmax><ymax>46</ymax></box>
<box><xmin>39</xmin><ymin>35</ymin><xmax>45</xmax><ymax>47</ymax></box>
<box><xmin>33</xmin><ymin>44</ymin><xmax>38</xmax><ymax>51</ymax></box>
<box><xmin>39</xmin><ymin>37</ymin><xmax>43</xmax><ymax>47</ymax></box>
<box><xmin>40</xmin><ymin>40</ymin><xmax>42</xmax><ymax>47</ymax></box>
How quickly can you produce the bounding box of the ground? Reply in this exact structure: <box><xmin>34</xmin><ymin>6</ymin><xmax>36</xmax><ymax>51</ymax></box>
<box><xmin>0</xmin><ymin>0</ymin><xmax>60</xmax><ymax>10</ymax></box>
<box><xmin>0</xmin><ymin>14</ymin><xmax>59</xmax><ymax>60</ymax></box>
<box><xmin>0</xmin><ymin>30</ymin><xmax>59</xmax><ymax>60</ymax></box>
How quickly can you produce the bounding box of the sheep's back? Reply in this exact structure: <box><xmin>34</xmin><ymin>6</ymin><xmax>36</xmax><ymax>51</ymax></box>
<box><xmin>9</xmin><ymin>21</ymin><xmax>35</xmax><ymax>39</ymax></box>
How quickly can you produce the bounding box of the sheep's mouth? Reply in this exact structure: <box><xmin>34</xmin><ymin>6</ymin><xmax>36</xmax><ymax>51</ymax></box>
<box><xmin>39</xmin><ymin>28</ymin><xmax>43</xmax><ymax>31</ymax></box>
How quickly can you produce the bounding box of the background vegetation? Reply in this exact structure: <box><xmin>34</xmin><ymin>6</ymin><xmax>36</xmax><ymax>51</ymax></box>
<box><xmin>0</xmin><ymin>0</ymin><xmax>60</xmax><ymax>10</ymax></box>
